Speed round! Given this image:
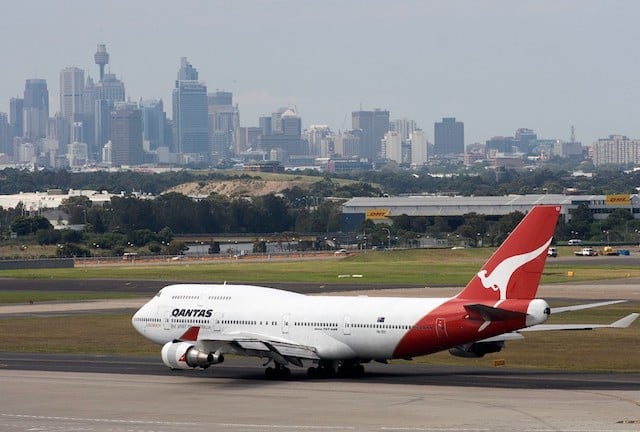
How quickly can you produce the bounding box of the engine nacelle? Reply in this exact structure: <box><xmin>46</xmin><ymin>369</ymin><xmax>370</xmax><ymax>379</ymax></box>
<box><xmin>449</xmin><ymin>341</ymin><xmax>504</xmax><ymax>358</ymax></box>
<box><xmin>161</xmin><ymin>341</ymin><xmax>224</xmax><ymax>369</ymax></box>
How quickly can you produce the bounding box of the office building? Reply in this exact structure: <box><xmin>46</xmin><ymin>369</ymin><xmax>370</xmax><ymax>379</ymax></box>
<box><xmin>515</xmin><ymin>128</ymin><xmax>537</xmax><ymax>153</ymax></box>
<box><xmin>382</xmin><ymin>131</ymin><xmax>402</xmax><ymax>163</ymax></box>
<box><xmin>307</xmin><ymin>125</ymin><xmax>332</xmax><ymax>157</ymax></box>
<box><xmin>110</xmin><ymin>103</ymin><xmax>144</xmax><ymax>166</ymax></box>
<box><xmin>96</xmin><ymin>73</ymin><xmax>125</xmax><ymax>102</ymax></box>
<box><xmin>234</xmin><ymin>126</ymin><xmax>260</xmax><ymax>153</ymax></box>
<box><xmin>0</xmin><ymin>113</ymin><xmax>9</xmax><ymax>155</ymax></box>
<box><xmin>434</xmin><ymin>117</ymin><xmax>464</xmax><ymax>156</ymax></box>
<box><xmin>592</xmin><ymin>135</ymin><xmax>640</xmax><ymax>166</ymax></box>
<box><xmin>48</xmin><ymin>113</ymin><xmax>71</xmax><ymax>155</ymax></box>
<box><xmin>208</xmin><ymin>91</ymin><xmax>238</xmax><ymax>159</ymax></box>
<box><xmin>271</xmin><ymin>107</ymin><xmax>288</xmax><ymax>134</ymax></box>
<box><xmin>140</xmin><ymin>99</ymin><xmax>166</xmax><ymax>151</ymax></box>
<box><xmin>410</xmin><ymin>129</ymin><xmax>427</xmax><ymax>166</ymax></box>
<box><xmin>257</xmin><ymin>109</ymin><xmax>306</xmax><ymax>159</ymax></box>
<box><xmin>9</xmin><ymin>97</ymin><xmax>23</xmax><ymax>142</ymax></box>
<box><xmin>23</xmin><ymin>79</ymin><xmax>49</xmax><ymax>140</ymax></box>
<box><xmin>391</xmin><ymin>118</ymin><xmax>418</xmax><ymax>141</ymax></box>
<box><xmin>259</xmin><ymin>116</ymin><xmax>272</xmax><ymax>136</ymax></box>
<box><xmin>59</xmin><ymin>67</ymin><xmax>85</xmax><ymax>122</ymax></box>
<box><xmin>172</xmin><ymin>58</ymin><xmax>209</xmax><ymax>156</ymax></box>
<box><xmin>94</xmin><ymin>99</ymin><xmax>114</xmax><ymax>159</ymax></box>
<box><xmin>352</xmin><ymin>108</ymin><xmax>390</xmax><ymax>160</ymax></box>
<box><xmin>334</xmin><ymin>130</ymin><xmax>361</xmax><ymax>157</ymax></box>
<box><xmin>67</xmin><ymin>141</ymin><xmax>89</xmax><ymax>168</ymax></box>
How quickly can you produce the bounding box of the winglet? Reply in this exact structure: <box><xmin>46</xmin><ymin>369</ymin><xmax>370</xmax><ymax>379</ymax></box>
<box><xmin>179</xmin><ymin>326</ymin><xmax>200</xmax><ymax>341</ymax></box>
<box><xmin>610</xmin><ymin>313</ymin><xmax>639</xmax><ymax>328</ymax></box>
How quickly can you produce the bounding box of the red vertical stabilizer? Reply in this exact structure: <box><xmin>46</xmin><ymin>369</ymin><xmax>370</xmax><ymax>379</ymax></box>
<box><xmin>456</xmin><ymin>205</ymin><xmax>560</xmax><ymax>301</ymax></box>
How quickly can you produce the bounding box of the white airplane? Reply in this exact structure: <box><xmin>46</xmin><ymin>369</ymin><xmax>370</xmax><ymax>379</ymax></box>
<box><xmin>132</xmin><ymin>205</ymin><xmax>638</xmax><ymax>379</ymax></box>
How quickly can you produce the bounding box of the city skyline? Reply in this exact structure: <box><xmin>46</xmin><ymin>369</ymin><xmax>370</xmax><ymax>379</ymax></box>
<box><xmin>1</xmin><ymin>1</ymin><xmax>640</xmax><ymax>145</ymax></box>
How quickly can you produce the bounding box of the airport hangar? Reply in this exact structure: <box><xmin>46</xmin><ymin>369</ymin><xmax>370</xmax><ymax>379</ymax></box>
<box><xmin>341</xmin><ymin>193</ymin><xmax>640</xmax><ymax>231</ymax></box>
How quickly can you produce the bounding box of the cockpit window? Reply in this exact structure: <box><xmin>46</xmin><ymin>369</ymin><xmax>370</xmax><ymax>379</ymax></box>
<box><xmin>155</xmin><ymin>289</ymin><xmax>163</xmax><ymax>298</ymax></box>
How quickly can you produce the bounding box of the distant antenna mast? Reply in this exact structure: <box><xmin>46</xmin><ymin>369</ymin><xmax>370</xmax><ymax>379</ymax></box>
<box><xmin>570</xmin><ymin>125</ymin><xmax>575</xmax><ymax>143</ymax></box>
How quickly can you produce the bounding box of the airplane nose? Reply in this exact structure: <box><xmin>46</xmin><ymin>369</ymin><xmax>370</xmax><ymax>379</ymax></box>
<box><xmin>131</xmin><ymin>308</ymin><xmax>145</xmax><ymax>335</ymax></box>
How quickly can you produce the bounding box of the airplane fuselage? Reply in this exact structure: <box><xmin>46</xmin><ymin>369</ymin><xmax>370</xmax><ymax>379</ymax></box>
<box><xmin>133</xmin><ymin>283</ymin><xmax>547</xmax><ymax>361</ymax></box>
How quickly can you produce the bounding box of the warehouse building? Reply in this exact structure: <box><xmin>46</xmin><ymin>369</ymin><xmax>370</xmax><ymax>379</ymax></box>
<box><xmin>341</xmin><ymin>194</ymin><xmax>639</xmax><ymax>231</ymax></box>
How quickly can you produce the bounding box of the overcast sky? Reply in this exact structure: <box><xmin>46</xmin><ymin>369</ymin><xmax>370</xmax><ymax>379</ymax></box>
<box><xmin>1</xmin><ymin>0</ymin><xmax>639</xmax><ymax>145</ymax></box>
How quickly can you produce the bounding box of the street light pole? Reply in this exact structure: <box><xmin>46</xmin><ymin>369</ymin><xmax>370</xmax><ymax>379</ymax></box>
<box><xmin>382</xmin><ymin>227</ymin><xmax>391</xmax><ymax>250</ymax></box>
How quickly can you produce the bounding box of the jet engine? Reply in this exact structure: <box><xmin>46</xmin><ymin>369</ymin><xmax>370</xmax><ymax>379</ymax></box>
<box><xmin>448</xmin><ymin>341</ymin><xmax>504</xmax><ymax>358</ymax></box>
<box><xmin>161</xmin><ymin>341</ymin><xmax>224</xmax><ymax>369</ymax></box>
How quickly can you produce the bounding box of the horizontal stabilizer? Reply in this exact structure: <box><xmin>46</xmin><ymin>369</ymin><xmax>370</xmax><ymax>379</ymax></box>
<box><xmin>465</xmin><ymin>303</ymin><xmax>527</xmax><ymax>322</ymax></box>
<box><xmin>523</xmin><ymin>313</ymin><xmax>639</xmax><ymax>331</ymax></box>
<box><xmin>551</xmin><ymin>300</ymin><xmax>627</xmax><ymax>314</ymax></box>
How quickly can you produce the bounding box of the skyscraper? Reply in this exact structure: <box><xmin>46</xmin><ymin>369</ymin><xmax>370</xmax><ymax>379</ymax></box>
<box><xmin>23</xmin><ymin>79</ymin><xmax>49</xmax><ymax>140</ymax></box>
<box><xmin>382</xmin><ymin>131</ymin><xmax>402</xmax><ymax>163</ymax></box>
<box><xmin>95</xmin><ymin>99</ymin><xmax>114</xmax><ymax>153</ymax></box>
<box><xmin>434</xmin><ymin>117</ymin><xmax>464</xmax><ymax>156</ymax></box>
<box><xmin>60</xmin><ymin>67</ymin><xmax>85</xmax><ymax>122</ymax></box>
<box><xmin>140</xmin><ymin>99</ymin><xmax>166</xmax><ymax>151</ymax></box>
<box><xmin>96</xmin><ymin>73</ymin><xmax>125</xmax><ymax>101</ymax></box>
<box><xmin>208</xmin><ymin>91</ymin><xmax>238</xmax><ymax>159</ymax></box>
<box><xmin>0</xmin><ymin>112</ymin><xmax>9</xmax><ymax>155</ymax></box>
<box><xmin>352</xmin><ymin>108</ymin><xmax>390</xmax><ymax>160</ymax></box>
<box><xmin>172</xmin><ymin>58</ymin><xmax>209</xmax><ymax>156</ymax></box>
<box><xmin>9</xmin><ymin>97</ymin><xmax>23</xmax><ymax>140</ymax></box>
<box><xmin>110</xmin><ymin>103</ymin><xmax>144</xmax><ymax>166</ymax></box>
<box><xmin>257</xmin><ymin>108</ymin><xmax>306</xmax><ymax>159</ymax></box>
<box><xmin>410</xmin><ymin>130</ymin><xmax>427</xmax><ymax>166</ymax></box>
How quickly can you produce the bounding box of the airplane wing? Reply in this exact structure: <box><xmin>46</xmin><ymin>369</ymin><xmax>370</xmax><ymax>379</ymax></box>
<box><xmin>178</xmin><ymin>327</ymin><xmax>320</xmax><ymax>367</ymax></box>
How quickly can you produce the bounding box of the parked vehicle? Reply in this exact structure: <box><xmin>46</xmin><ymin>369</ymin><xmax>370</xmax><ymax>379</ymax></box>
<box><xmin>601</xmin><ymin>246</ymin><xmax>620</xmax><ymax>256</ymax></box>
<box><xmin>574</xmin><ymin>247</ymin><xmax>597</xmax><ymax>256</ymax></box>
<box><xmin>568</xmin><ymin>239</ymin><xmax>582</xmax><ymax>246</ymax></box>
<box><xmin>547</xmin><ymin>247</ymin><xmax>558</xmax><ymax>257</ymax></box>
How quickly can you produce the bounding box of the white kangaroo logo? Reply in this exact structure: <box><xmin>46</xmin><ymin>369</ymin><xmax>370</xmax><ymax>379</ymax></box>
<box><xmin>477</xmin><ymin>238</ymin><xmax>552</xmax><ymax>300</ymax></box>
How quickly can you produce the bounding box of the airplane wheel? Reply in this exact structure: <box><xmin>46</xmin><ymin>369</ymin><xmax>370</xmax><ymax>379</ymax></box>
<box><xmin>281</xmin><ymin>367</ymin><xmax>291</xmax><ymax>379</ymax></box>
<box><xmin>307</xmin><ymin>367</ymin><xmax>317</xmax><ymax>378</ymax></box>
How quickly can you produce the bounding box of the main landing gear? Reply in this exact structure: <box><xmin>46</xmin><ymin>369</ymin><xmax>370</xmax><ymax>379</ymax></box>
<box><xmin>263</xmin><ymin>360</ymin><xmax>366</xmax><ymax>380</ymax></box>
<box><xmin>307</xmin><ymin>360</ymin><xmax>365</xmax><ymax>379</ymax></box>
<box><xmin>264</xmin><ymin>364</ymin><xmax>291</xmax><ymax>380</ymax></box>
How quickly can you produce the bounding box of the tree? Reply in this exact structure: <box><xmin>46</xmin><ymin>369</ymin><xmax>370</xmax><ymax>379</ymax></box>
<box><xmin>11</xmin><ymin>216</ymin><xmax>53</xmax><ymax>236</ymax></box>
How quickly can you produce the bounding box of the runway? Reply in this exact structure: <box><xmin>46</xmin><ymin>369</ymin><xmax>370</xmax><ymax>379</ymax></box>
<box><xmin>1</xmin><ymin>353</ymin><xmax>640</xmax><ymax>432</ymax></box>
<box><xmin>1</xmin><ymin>365</ymin><xmax>639</xmax><ymax>432</ymax></box>
<box><xmin>1</xmin><ymin>278</ymin><xmax>639</xmax><ymax>431</ymax></box>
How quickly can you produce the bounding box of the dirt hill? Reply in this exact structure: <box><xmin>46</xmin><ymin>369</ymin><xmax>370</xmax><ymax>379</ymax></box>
<box><xmin>166</xmin><ymin>178</ymin><xmax>317</xmax><ymax>197</ymax></box>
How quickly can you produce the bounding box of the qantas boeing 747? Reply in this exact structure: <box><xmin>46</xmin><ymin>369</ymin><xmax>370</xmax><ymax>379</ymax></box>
<box><xmin>132</xmin><ymin>205</ymin><xmax>638</xmax><ymax>379</ymax></box>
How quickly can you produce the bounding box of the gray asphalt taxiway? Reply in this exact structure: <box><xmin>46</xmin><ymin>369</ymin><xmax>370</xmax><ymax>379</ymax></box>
<box><xmin>1</xmin><ymin>351</ymin><xmax>639</xmax><ymax>432</ymax></box>
<box><xmin>1</xmin><ymin>360</ymin><xmax>639</xmax><ymax>432</ymax></box>
<box><xmin>1</xmin><ymin>278</ymin><xmax>639</xmax><ymax>432</ymax></box>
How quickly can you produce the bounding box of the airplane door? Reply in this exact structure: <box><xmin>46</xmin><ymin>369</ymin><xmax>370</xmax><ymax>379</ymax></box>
<box><xmin>343</xmin><ymin>315</ymin><xmax>352</xmax><ymax>335</ymax></box>
<box><xmin>161</xmin><ymin>308</ymin><xmax>171</xmax><ymax>330</ymax></box>
<box><xmin>436</xmin><ymin>318</ymin><xmax>448</xmax><ymax>339</ymax></box>
<box><xmin>282</xmin><ymin>314</ymin><xmax>290</xmax><ymax>334</ymax></box>
<box><xmin>213</xmin><ymin>312</ymin><xmax>222</xmax><ymax>332</ymax></box>
<box><xmin>198</xmin><ymin>290</ymin><xmax>206</xmax><ymax>307</ymax></box>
